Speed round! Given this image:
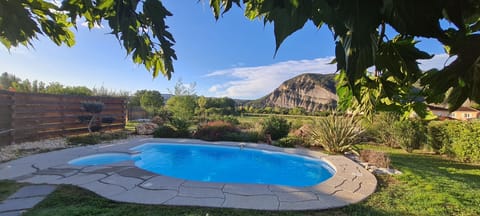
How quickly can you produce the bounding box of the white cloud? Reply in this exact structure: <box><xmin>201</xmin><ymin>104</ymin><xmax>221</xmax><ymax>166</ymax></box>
<box><xmin>80</xmin><ymin>21</ymin><xmax>103</xmax><ymax>29</ymax></box>
<box><xmin>418</xmin><ymin>53</ymin><xmax>454</xmax><ymax>71</ymax></box>
<box><xmin>206</xmin><ymin>54</ymin><xmax>453</xmax><ymax>99</ymax></box>
<box><xmin>206</xmin><ymin>57</ymin><xmax>337</xmax><ymax>99</ymax></box>
<box><xmin>208</xmin><ymin>85</ymin><xmax>221</xmax><ymax>93</ymax></box>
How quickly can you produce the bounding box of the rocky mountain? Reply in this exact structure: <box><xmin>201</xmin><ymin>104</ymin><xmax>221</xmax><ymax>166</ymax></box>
<box><xmin>250</xmin><ymin>73</ymin><xmax>337</xmax><ymax>112</ymax></box>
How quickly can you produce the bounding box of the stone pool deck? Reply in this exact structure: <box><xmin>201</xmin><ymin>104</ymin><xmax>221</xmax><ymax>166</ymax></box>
<box><xmin>0</xmin><ymin>138</ymin><xmax>377</xmax><ymax>211</ymax></box>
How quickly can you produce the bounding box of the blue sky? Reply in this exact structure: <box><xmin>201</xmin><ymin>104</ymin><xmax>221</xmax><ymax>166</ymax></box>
<box><xmin>0</xmin><ymin>1</ymin><xmax>450</xmax><ymax>99</ymax></box>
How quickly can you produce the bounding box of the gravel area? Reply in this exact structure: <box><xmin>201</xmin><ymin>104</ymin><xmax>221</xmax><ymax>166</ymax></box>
<box><xmin>0</xmin><ymin>135</ymin><xmax>150</xmax><ymax>163</ymax></box>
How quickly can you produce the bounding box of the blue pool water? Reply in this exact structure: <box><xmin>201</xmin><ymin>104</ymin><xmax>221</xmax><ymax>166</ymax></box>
<box><xmin>69</xmin><ymin>143</ymin><xmax>335</xmax><ymax>187</ymax></box>
<box><xmin>69</xmin><ymin>153</ymin><xmax>132</xmax><ymax>166</ymax></box>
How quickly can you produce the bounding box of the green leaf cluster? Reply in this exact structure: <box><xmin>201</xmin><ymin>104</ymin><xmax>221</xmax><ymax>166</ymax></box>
<box><xmin>426</xmin><ymin>120</ymin><xmax>480</xmax><ymax>163</ymax></box>
<box><xmin>260</xmin><ymin>116</ymin><xmax>290</xmax><ymax>140</ymax></box>
<box><xmin>211</xmin><ymin>0</ymin><xmax>480</xmax><ymax>116</ymax></box>
<box><xmin>0</xmin><ymin>0</ymin><xmax>75</xmax><ymax>48</ymax></box>
<box><xmin>3</xmin><ymin>0</ymin><xmax>480</xmax><ymax>116</ymax></box>
<box><xmin>1</xmin><ymin>0</ymin><xmax>176</xmax><ymax>78</ymax></box>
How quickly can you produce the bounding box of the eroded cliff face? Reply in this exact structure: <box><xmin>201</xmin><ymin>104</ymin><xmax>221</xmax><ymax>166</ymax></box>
<box><xmin>258</xmin><ymin>73</ymin><xmax>337</xmax><ymax>112</ymax></box>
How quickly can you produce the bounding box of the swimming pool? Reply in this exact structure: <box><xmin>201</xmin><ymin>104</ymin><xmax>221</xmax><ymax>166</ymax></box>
<box><xmin>69</xmin><ymin>143</ymin><xmax>335</xmax><ymax>187</ymax></box>
<box><xmin>68</xmin><ymin>153</ymin><xmax>131</xmax><ymax>166</ymax></box>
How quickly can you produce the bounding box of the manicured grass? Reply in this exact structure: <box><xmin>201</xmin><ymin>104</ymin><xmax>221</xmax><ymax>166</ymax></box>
<box><xmin>0</xmin><ymin>180</ymin><xmax>24</xmax><ymax>201</ymax></box>
<box><xmin>23</xmin><ymin>185</ymin><xmax>341</xmax><ymax>216</ymax></box>
<box><xmin>125</xmin><ymin>121</ymin><xmax>139</xmax><ymax>132</ymax></box>
<box><xmin>348</xmin><ymin>144</ymin><xmax>480</xmax><ymax>216</ymax></box>
<box><xmin>19</xmin><ymin>145</ymin><xmax>480</xmax><ymax>216</ymax></box>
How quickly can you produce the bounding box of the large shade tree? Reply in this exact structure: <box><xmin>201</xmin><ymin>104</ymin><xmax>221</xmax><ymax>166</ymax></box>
<box><xmin>1</xmin><ymin>0</ymin><xmax>479</xmax><ymax>116</ymax></box>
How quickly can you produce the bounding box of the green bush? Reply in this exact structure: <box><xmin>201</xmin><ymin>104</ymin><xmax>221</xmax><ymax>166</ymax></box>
<box><xmin>67</xmin><ymin>131</ymin><xmax>127</xmax><ymax>145</ymax></box>
<box><xmin>392</xmin><ymin>120</ymin><xmax>426</xmax><ymax>153</ymax></box>
<box><xmin>100</xmin><ymin>131</ymin><xmax>128</xmax><ymax>141</ymax></box>
<box><xmin>153</xmin><ymin>125</ymin><xmax>178</xmax><ymax>138</ymax></box>
<box><xmin>80</xmin><ymin>101</ymin><xmax>104</xmax><ymax>114</ymax></box>
<box><xmin>222</xmin><ymin>131</ymin><xmax>260</xmax><ymax>142</ymax></box>
<box><xmin>363</xmin><ymin>112</ymin><xmax>400</xmax><ymax>147</ymax></box>
<box><xmin>195</xmin><ymin>121</ymin><xmax>239</xmax><ymax>141</ymax></box>
<box><xmin>211</xmin><ymin>116</ymin><xmax>240</xmax><ymax>125</ymax></box>
<box><xmin>67</xmin><ymin>134</ymin><xmax>101</xmax><ymax>145</ymax></box>
<box><xmin>309</xmin><ymin>113</ymin><xmax>364</xmax><ymax>154</ymax></box>
<box><xmin>260</xmin><ymin>116</ymin><xmax>291</xmax><ymax>140</ymax></box>
<box><xmin>275</xmin><ymin>136</ymin><xmax>302</xmax><ymax>148</ymax></box>
<box><xmin>425</xmin><ymin>120</ymin><xmax>480</xmax><ymax>162</ymax></box>
<box><xmin>426</xmin><ymin>121</ymin><xmax>451</xmax><ymax>153</ymax></box>
<box><xmin>451</xmin><ymin>121</ymin><xmax>480</xmax><ymax>162</ymax></box>
<box><xmin>169</xmin><ymin>118</ymin><xmax>191</xmax><ymax>137</ymax></box>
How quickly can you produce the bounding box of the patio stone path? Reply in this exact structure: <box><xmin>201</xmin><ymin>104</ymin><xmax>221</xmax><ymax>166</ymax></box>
<box><xmin>0</xmin><ymin>138</ymin><xmax>377</xmax><ymax>211</ymax></box>
<box><xmin>0</xmin><ymin>185</ymin><xmax>57</xmax><ymax>216</ymax></box>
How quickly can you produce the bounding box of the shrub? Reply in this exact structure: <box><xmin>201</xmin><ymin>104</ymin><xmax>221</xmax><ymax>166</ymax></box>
<box><xmin>424</xmin><ymin>120</ymin><xmax>480</xmax><ymax>163</ymax></box>
<box><xmin>151</xmin><ymin>116</ymin><xmax>165</xmax><ymax>125</ymax></box>
<box><xmin>80</xmin><ymin>101</ymin><xmax>105</xmax><ymax>133</ymax></box>
<box><xmin>153</xmin><ymin>125</ymin><xmax>178</xmax><ymax>138</ymax></box>
<box><xmin>78</xmin><ymin>115</ymin><xmax>92</xmax><ymax>123</ymax></box>
<box><xmin>67</xmin><ymin>131</ymin><xmax>127</xmax><ymax>145</ymax></box>
<box><xmin>426</xmin><ymin>121</ymin><xmax>451</xmax><ymax>153</ymax></box>
<box><xmin>290</xmin><ymin>119</ymin><xmax>304</xmax><ymax>131</ymax></box>
<box><xmin>359</xmin><ymin>149</ymin><xmax>391</xmax><ymax>168</ymax></box>
<box><xmin>362</xmin><ymin>112</ymin><xmax>400</xmax><ymax>147</ymax></box>
<box><xmin>260</xmin><ymin>116</ymin><xmax>291</xmax><ymax>140</ymax></box>
<box><xmin>308</xmin><ymin>112</ymin><xmax>363</xmax><ymax>154</ymax></box>
<box><xmin>67</xmin><ymin>134</ymin><xmax>101</xmax><ymax>145</ymax></box>
<box><xmin>169</xmin><ymin>118</ymin><xmax>191</xmax><ymax>137</ymax></box>
<box><xmin>213</xmin><ymin>116</ymin><xmax>240</xmax><ymax>125</ymax></box>
<box><xmin>80</xmin><ymin>101</ymin><xmax>104</xmax><ymax>113</ymax></box>
<box><xmin>195</xmin><ymin>121</ymin><xmax>238</xmax><ymax>141</ymax></box>
<box><xmin>291</xmin><ymin>125</ymin><xmax>313</xmax><ymax>146</ymax></box>
<box><xmin>100</xmin><ymin>131</ymin><xmax>128</xmax><ymax>141</ymax></box>
<box><xmin>450</xmin><ymin>121</ymin><xmax>480</xmax><ymax>163</ymax></box>
<box><xmin>392</xmin><ymin>120</ymin><xmax>427</xmax><ymax>153</ymax></box>
<box><xmin>222</xmin><ymin>131</ymin><xmax>261</xmax><ymax>142</ymax></box>
<box><xmin>275</xmin><ymin>136</ymin><xmax>303</xmax><ymax>148</ymax></box>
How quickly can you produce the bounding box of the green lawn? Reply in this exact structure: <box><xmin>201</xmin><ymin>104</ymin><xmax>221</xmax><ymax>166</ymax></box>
<box><xmin>0</xmin><ymin>180</ymin><xmax>24</xmax><ymax>202</ymax></box>
<box><xmin>6</xmin><ymin>145</ymin><xmax>480</xmax><ymax>216</ymax></box>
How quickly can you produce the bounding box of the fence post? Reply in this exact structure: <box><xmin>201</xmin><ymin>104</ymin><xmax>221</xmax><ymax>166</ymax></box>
<box><xmin>10</xmin><ymin>92</ymin><xmax>16</xmax><ymax>145</ymax></box>
<box><xmin>122</xmin><ymin>98</ymin><xmax>127</xmax><ymax>127</ymax></box>
<box><xmin>61</xmin><ymin>95</ymin><xmax>66</xmax><ymax>136</ymax></box>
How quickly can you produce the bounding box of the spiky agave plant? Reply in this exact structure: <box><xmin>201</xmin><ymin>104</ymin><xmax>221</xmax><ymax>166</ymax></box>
<box><xmin>309</xmin><ymin>111</ymin><xmax>364</xmax><ymax>154</ymax></box>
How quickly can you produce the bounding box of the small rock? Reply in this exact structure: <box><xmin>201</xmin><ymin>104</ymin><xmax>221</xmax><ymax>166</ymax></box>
<box><xmin>135</xmin><ymin>123</ymin><xmax>159</xmax><ymax>135</ymax></box>
<box><xmin>373</xmin><ymin>168</ymin><xmax>402</xmax><ymax>175</ymax></box>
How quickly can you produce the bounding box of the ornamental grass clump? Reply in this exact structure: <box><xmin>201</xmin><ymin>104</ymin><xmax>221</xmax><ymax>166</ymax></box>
<box><xmin>309</xmin><ymin>112</ymin><xmax>364</xmax><ymax>154</ymax></box>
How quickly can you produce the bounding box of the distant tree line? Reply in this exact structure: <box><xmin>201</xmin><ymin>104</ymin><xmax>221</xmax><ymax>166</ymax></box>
<box><xmin>237</xmin><ymin>105</ymin><xmax>335</xmax><ymax>117</ymax></box>
<box><xmin>0</xmin><ymin>72</ymin><xmax>128</xmax><ymax>96</ymax></box>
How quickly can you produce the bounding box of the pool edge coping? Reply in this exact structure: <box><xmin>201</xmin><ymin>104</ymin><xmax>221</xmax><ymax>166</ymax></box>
<box><xmin>0</xmin><ymin>138</ymin><xmax>377</xmax><ymax>211</ymax></box>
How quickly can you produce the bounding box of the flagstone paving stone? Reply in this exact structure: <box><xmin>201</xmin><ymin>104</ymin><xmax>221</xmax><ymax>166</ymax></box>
<box><xmin>0</xmin><ymin>185</ymin><xmax>56</xmax><ymax>215</ymax></box>
<box><xmin>0</xmin><ymin>138</ymin><xmax>377</xmax><ymax>210</ymax></box>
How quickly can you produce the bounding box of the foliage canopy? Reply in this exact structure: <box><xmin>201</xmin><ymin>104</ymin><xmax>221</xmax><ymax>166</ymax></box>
<box><xmin>2</xmin><ymin>0</ymin><xmax>480</xmax><ymax>114</ymax></box>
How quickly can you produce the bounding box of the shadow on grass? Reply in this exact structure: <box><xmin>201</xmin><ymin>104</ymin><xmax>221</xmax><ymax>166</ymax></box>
<box><xmin>389</xmin><ymin>153</ymin><xmax>480</xmax><ymax>189</ymax></box>
<box><xmin>23</xmin><ymin>185</ymin><xmax>393</xmax><ymax>216</ymax></box>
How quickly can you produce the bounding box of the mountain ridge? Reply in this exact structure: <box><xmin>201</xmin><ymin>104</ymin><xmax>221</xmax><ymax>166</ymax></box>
<box><xmin>248</xmin><ymin>73</ymin><xmax>337</xmax><ymax>112</ymax></box>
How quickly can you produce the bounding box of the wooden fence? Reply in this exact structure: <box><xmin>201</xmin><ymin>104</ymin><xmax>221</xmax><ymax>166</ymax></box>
<box><xmin>0</xmin><ymin>90</ymin><xmax>127</xmax><ymax>146</ymax></box>
<box><xmin>127</xmin><ymin>106</ymin><xmax>149</xmax><ymax>121</ymax></box>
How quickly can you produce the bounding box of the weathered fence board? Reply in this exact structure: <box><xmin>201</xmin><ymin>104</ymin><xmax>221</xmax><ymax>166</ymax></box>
<box><xmin>127</xmin><ymin>106</ymin><xmax>148</xmax><ymax>120</ymax></box>
<box><xmin>0</xmin><ymin>90</ymin><xmax>127</xmax><ymax>146</ymax></box>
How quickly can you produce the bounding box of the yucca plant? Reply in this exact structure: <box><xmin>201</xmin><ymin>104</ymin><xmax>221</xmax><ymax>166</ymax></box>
<box><xmin>308</xmin><ymin>111</ymin><xmax>364</xmax><ymax>154</ymax></box>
